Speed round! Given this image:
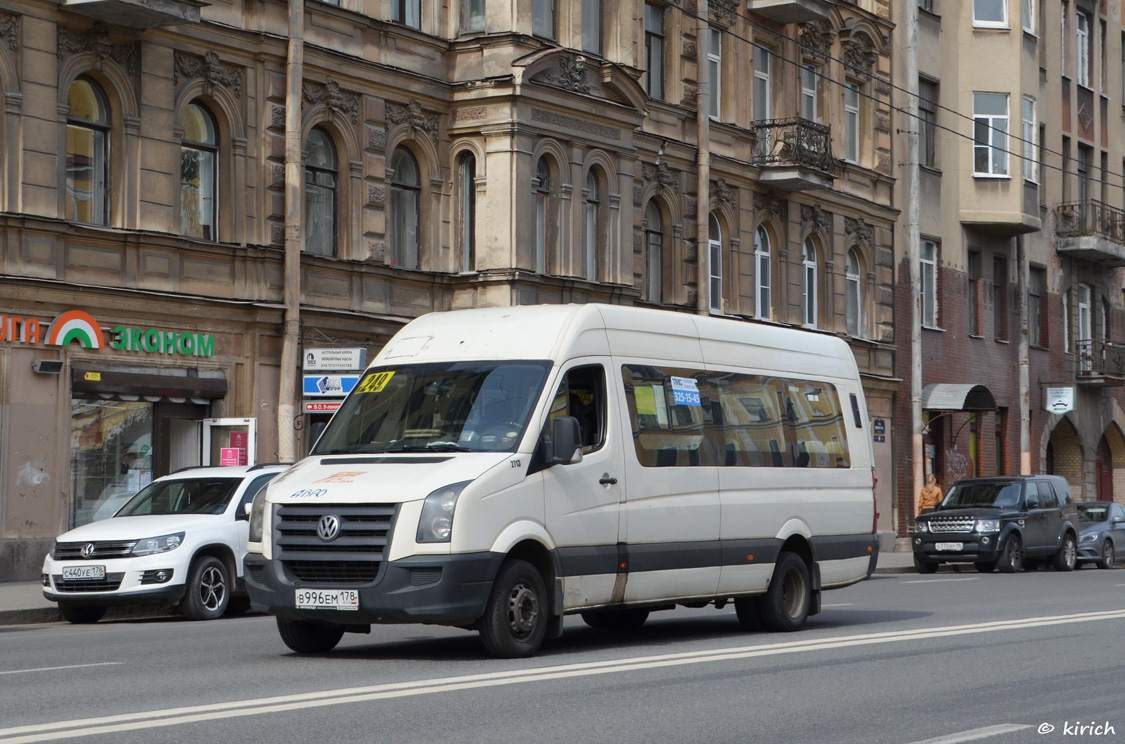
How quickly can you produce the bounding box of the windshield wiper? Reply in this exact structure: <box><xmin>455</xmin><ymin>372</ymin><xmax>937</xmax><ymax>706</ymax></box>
<box><xmin>425</xmin><ymin>441</ymin><xmax>473</xmax><ymax>452</ymax></box>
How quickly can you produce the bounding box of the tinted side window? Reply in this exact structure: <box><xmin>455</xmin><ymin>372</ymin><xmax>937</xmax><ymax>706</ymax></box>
<box><xmin>547</xmin><ymin>365</ymin><xmax>606</xmax><ymax>453</ymax></box>
<box><xmin>1037</xmin><ymin>481</ymin><xmax>1059</xmax><ymax>509</ymax></box>
<box><xmin>1113</xmin><ymin>504</ymin><xmax>1125</xmax><ymax>521</ymax></box>
<box><xmin>1023</xmin><ymin>481</ymin><xmax>1040</xmax><ymax>509</ymax></box>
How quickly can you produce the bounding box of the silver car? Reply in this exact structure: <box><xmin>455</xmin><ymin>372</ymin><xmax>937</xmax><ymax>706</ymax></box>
<box><xmin>1076</xmin><ymin>501</ymin><xmax>1125</xmax><ymax>569</ymax></box>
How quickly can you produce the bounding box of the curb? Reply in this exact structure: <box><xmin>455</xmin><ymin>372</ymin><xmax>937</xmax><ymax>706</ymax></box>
<box><xmin>0</xmin><ymin>605</ymin><xmax>178</xmax><ymax>627</ymax></box>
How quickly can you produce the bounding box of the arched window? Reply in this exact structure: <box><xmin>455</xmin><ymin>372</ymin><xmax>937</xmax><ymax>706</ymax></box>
<box><xmin>390</xmin><ymin>147</ymin><xmax>421</xmax><ymax>269</ymax></box>
<box><xmin>534</xmin><ymin>158</ymin><xmax>551</xmax><ymax>274</ymax></box>
<box><xmin>180</xmin><ymin>103</ymin><xmax>218</xmax><ymax>241</ymax></box>
<box><xmin>755</xmin><ymin>225</ymin><xmax>772</xmax><ymax>320</ymax></box>
<box><xmin>846</xmin><ymin>248</ymin><xmax>863</xmax><ymax>337</ymax></box>
<box><xmin>644</xmin><ymin>201</ymin><xmax>663</xmax><ymax>303</ymax></box>
<box><xmin>304</xmin><ymin>128</ymin><xmax>337</xmax><ymax>257</ymax></box>
<box><xmin>66</xmin><ymin>76</ymin><xmax>110</xmax><ymax>225</ymax></box>
<box><xmin>802</xmin><ymin>237</ymin><xmax>818</xmax><ymax>328</ymax></box>
<box><xmin>457</xmin><ymin>152</ymin><xmax>476</xmax><ymax>272</ymax></box>
<box><xmin>584</xmin><ymin>169</ymin><xmax>600</xmax><ymax>282</ymax></box>
<box><xmin>709</xmin><ymin>213</ymin><xmax>723</xmax><ymax>313</ymax></box>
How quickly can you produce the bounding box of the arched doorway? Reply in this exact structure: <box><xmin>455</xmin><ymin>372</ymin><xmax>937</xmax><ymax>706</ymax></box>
<box><xmin>1096</xmin><ymin>424</ymin><xmax>1125</xmax><ymax>503</ymax></box>
<box><xmin>1046</xmin><ymin>418</ymin><xmax>1084</xmax><ymax>499</ymax></box>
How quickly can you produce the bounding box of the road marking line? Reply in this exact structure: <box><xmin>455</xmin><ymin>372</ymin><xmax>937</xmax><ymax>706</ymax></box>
<box><xmin>820</xmin><ymin>603</ymin><xmax>853</xmax><ymax>607</ymax></box>
<box><xmin>2</xmin><ymin>609</ymin><xmax>1124</xmax><ymax>744</ymax></box>
<box><xmin>907</xmin><ymin>724</ymin><xmax>1033</xmax><ymax>744</ymax></box>
<box><xmin>0</xmin><ymin>663</ymin><xmax>122</xmax><ymax>676</ymax></box>
<box><xmin>903</xmin><ymin>578</ymin><xmax>981</xmax><ymax>583</ymax></box>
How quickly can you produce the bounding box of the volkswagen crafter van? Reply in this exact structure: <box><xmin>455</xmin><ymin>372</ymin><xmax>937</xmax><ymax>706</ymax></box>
<box><xmin>245</xmin><ymin>304</ymin><xmax>878</xmax><ymax>657</ymax></box>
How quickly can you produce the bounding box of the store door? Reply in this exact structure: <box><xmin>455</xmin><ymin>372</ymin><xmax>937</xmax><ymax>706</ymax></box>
<box><xmin>202</xmin><ymin>418</ymin><xmax>257</xmax><ymax>466</ymax></box>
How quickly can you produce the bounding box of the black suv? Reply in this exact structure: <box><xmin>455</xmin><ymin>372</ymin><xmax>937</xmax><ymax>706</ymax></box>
<box><xmin>912</xmin><ymin>475</ymin><xmax>1081</xmax><ymax>574</ymax></box>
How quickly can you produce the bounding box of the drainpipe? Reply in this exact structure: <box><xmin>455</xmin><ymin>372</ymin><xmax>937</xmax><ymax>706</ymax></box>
<box><xmin>696</xmin><ymin>1</ymin><xmax>710</xmax><ymax>317</ymax></box>
<box><xmin>1018</xmin><ymin>234</ymin><xmax>1030</xmax><ymax>474</ymax></box>
<box><xmin>905</xmin><ymin>2</ymin><xmax>923</xmax><ymax>520</ymax></box>
<box><xmin>278</xmin><ymin>0</ymin><xmax>304</xmax><ymax>463</ymax></box>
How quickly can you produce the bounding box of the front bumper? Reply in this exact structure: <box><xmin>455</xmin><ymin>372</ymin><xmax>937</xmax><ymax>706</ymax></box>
<box><xmin>244</xmin><ymin>552</ymin><xmax>505</xmax><ymax>627</ymax></box>
<box><xmin>912</xmin><ymin>533</ymin><xmax>1001</xmax><ymax>563</ymax></box>
<box><xmin>42</xmin><ymin>556</ymin><xmax>187</xmax><ymax>604</ymax></box>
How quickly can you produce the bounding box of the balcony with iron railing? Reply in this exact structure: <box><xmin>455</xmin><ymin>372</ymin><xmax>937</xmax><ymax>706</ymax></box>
<box><xmin>747</xmin><ymin>0</ymin><xmax>833</xmax><ymax>23</ymax></box>
<box><xmin>1056</xmin><ymin>201</ymin><xmax>1125</xmax><ymax>268</ymax></box>
<box><xmin>1071</xmin><ymin>339</ymin><xmax>1125</xmax><ymax>385</ymax></box>
<box><xmin>751</xmin><ymin>118</ymin><xmax>839</xmax><ymax>191</ymax></box>
<box><xmin>62</xmin><ymin>0</ymin><xmax>207</xmax><ymax>28</ymax></box>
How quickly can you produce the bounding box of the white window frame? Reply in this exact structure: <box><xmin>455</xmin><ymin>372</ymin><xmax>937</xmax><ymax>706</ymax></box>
<box><xmin>1022</xmin><ymin>0</ymin><xmax>1034</xmax><ymax>33</ymax></box>
<box><xmin>921</xmin><ymin>240</ymin><xmax>938</xmax><ymax>328</ymax></box>
<box><xmin>801</xmin><ymin>65</ymin><xmax>818</xmax><ymax>122</ymax></box>
<box><xmin>708</xmin><ymin>28</ymin><xmax>722</xmax><ymax>120</ymax></box>
<box><xmin>1021</xmin><ymin>96</ymin><xmax>1038</xmax><ymax>183</ymax></box>
<box><xmin>709</xmin><ymin>214</ymin><xmax>723</xmax><ymax>314</ymax></box>
<box><xmin>1077</xmin><ymin>10</ymin><xmax>1091</xmax><ymax>87</ymax></box>
<box><xmin>844</xmin><ymin>83</ymin><xmax>860</xmax><ymax>164</ymax></box>
<box><xmin>802</xmin><ymin>238</ymin><xmax>818</xmax><ymax>328</ymax></box>
<box><xmin>644</xmin><ymin>3</ymin><xmax>665</xmax><ymax>100</ymax></box>
<box><xmin>753</xmin><ymin>46</ymin><xmax>772</xmax><ymax>121</ymax></box>
<box><xmin>973</xmin><ymin>92</ymin><xmax>1009</xmax><ymax>177</ymax></box>
<box><xmin>973</xmin><ymin>0</ymin><xmax>1008</xmax><ymax>27</ymax></box>
<box><xmin>754</xmin><ymin>226</ymin><xmax>771</xmax><ymax>320</ymax></box>
<box><xmin>846</xmin><ymin>249</ymin><xmax>863</xmax><ymax>338</ymax></box>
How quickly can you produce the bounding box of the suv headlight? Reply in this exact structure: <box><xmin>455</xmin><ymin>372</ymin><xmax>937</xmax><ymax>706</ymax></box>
<box><xmin>417</xmin><ymin>482</ymin><xmax>470</xmax><ymax>543</ymax></box>
<box><xmin>975</xmin><ymin>519</ymin><xmax>1001</xmax><ymax>534</ymax></box>
<box><xmin>914</xmin><ymin>521</ymin><xmax>928</xmax><ymax>534</ymax></box>
<box><xmin>248</xmin><ymin>486</ymin><xmax>270</xmax><ymax>543</ymax></box>
<box><xmin>131</xmin><ymin>532</ymin><xmax>184</xmax><ymax>556</ymax></box>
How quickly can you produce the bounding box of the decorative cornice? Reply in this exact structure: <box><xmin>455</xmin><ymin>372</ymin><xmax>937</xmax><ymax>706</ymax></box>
<box><xmin>57</xmin><ymin>22</ymin><xmax>136</xmax><ymax>77</ymax></box>
<box><xmin>801</xmin><ymin>204</ymin><xmax>831</xmax><ymax>232</ymax></box>
<box><xmin>0</xmin><ymin>12</ymin><xmax>18</xmax><ymax>53</ymax></box>
<box><xmin>387</xmin><ymin>99</ymin><xmax>440</xmax><ymax>143</ymax></box>
<box><xmin>545</xmin><ymin>54</ymin><xmax>592</xmax><ymax>95</ymax></box>
<box><xmin>845</xmin><ymin>216</ymin><xmax>873</xmax><ymax>245</ymax></box>
<box><xmin>799</xmin><ymin>21</ymin><xmax>836</xmax><ymax>62</ymax></box>
<box><xmin>711</xmin><ymin>177</ymin><xmax>735</xmax><ymax>208</ymax></box>
<box><xmin>643</xmin><ymin>161</ymin><xmax>679</xmax><ymax>193</ymax></box>
<box><xmin>304</xmin><ymin>79</ymin><xmax>360</xmax><ymax>123</ymax></box>
<box><xmin>173</xmin><ymin>51</ymin><xmax>242</xmax><ymax>98</ymax></box>
<box><xmin>841</xmin><ymin>37</ymin><xmax>878</xmax><ymax>79</ymax></box>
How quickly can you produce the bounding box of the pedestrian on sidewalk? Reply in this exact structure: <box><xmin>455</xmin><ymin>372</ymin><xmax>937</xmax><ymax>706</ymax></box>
<box><xmin>917</xmin><ymin>473</ymin><xmax>943</xmax><ymax>516</ymax></box>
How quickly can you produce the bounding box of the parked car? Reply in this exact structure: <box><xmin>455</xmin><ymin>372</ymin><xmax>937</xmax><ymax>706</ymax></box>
<box><xmin>42</xmin><ymin>464</ymin><xmax>288</xmax><ymax>624</ymax></box>
<box><xmin>1076</xmin><ymin>501</ymin><xmax>1125</xmax><ymax>569</ymax></box>
<box><xmin>912</xmin><ymin>475</ymin><xmax>1081</xmax><ymax>574</ymax></box>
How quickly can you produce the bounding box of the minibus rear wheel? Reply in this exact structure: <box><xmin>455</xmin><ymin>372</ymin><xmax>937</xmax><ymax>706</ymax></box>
<box><xmin>478</xmin><ymin>559</ymin><xmax>548</xmax><ymax>658</ymax></box>
<box><xmin>757</xmin><ymin>552</ymin><xmax>810</xmax><ymax>632</ymax></box>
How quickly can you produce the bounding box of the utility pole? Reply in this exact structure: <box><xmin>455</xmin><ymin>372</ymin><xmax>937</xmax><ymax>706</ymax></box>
<box><xmin>278</xmin><ymin>0</ymin><xmax>304</xmax><ymax>463</ymax></box>
<box><xmin>906</xmin><ymin>1</ymin><xmax>923</xmax><ymax>518</ymax></box>
<box><xmin>696</xmin><ymin>0</ymin><xmax>710</xmax><ymax>317</ymax></box>
<box><xmin>1018</xmin><ymin>235</ymin><xmax>1030</xmax><ymax>473</ymax></box>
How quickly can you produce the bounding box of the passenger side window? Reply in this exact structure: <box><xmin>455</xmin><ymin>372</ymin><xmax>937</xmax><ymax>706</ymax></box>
<box><xmin>1023</xmin><ymin>482</ymin><xmax>1040</xmax><ymax>509</ymax></box>
<box><xmin>1112</xmin><ymin>504</ymin><xmax>1125</xmax><ymax>522</ymax></box>
<box><xmin>548</xmin><ymin>365</ymin><xmax>606</xmax><ymax>453</ymax></box>
<box><xmin>1038</xmin><ymin>482</ymin><xmax>1059</xmax><ymax>509</ymax></box>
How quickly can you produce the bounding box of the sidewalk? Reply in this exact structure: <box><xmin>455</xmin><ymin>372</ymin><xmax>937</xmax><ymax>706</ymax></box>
<box><xmin>0</xmin><ymin>550</ymin><xmax>921</xmax><ymax>627</ymax></box>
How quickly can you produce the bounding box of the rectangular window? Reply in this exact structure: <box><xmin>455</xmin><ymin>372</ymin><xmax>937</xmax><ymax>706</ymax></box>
<box><xmin>1077</xmin><ymin>144</ymin><xmax>1091</xmax><ymax>205</ymax></box>
<box><xmin>801</xmin><ymin>65</ymin><xmax>818</xmax><ymax>122</ymax></box>
<box><xmin>1062</xmin><ymin>136</ymin><xmax>1072</xmax><ymax>201</ymax></box>
<box><xmin>1022</xmin><ymin>0</ymin><xmax>1034</xmax><ymax>32</ymax></box>
<box><xmin>644</xmin><ymin>4</ymin><xmax>665</xmax><ymax>100</ymax></box>
<box><xmin>582</xmin><ymin>0</ymin><xmax>601</xmax><ymax>54</ymax></box>
<box><xmin>844</xmin><ymin>83</ymin><xmax>860</xmax><ymax>164</ymax></box>
<box><xmin>620</xmin><ymin>365</ymin><xmax>852</xmax><ymax>469</ymax></box>
<box><xmin>969</xmin><ymin>251</ymin><xmax>982</xmax><ymax>335</ymax></box>
<box><xmin>533</xmin><ymin>0</ymin><xmax>555</xmax><ymax>39</ymax></box>
<box><xmin>708</xmin><ymin>29</ymin><xmax>722</xmax><ymax>120</ymax></box>
<box><xmin>918</xmin><ymin>0</ymin><xmax>933</xmax><ymax>11</ymax></box>
<box><xmin>921</xmin><ymin>240</ymin><xmax>938</xmax><ymax>327</ymax></box>
<box><xmin>1077</xmin><ymin>11</ymin><xmax>1091</xmax><ymax>87</ymax></box>
<box><xmin>973</xmin><ymin>92</ymin><xmax>1009</xmax><ymax>176</ymax></box>
<box><xmin>1102</xmin><ymin>152</ymin><xmax>1110</xmax><ymax>204</ymax></box>
<box><xmin>393</xmin><ymin>0</ymin><xmax>421</xmax><ymax>28</ymax></box>
<box><xmin>753</xmin><ymin>46</ymin><xmax>772</xmax><ymax>121</ymax></box>
<box><xmin>973</xmin><ymin>0</ymin><xmax>1007</xmax><ymax>26</ymax></box>
<box><xmin>1061</xmin><ymin>2</ymin><xmax>1068</xmax><ymax>77</ymax></box>
<box><xmin>462</xmin><ymin>0</ymin><xmax>485</xmax><ymax>32</ymax></box>
<box><xmin>1029</xmin><ymin>266</ymin><xmax>1045</xmax><ymax>346</ymax></box>
<box><xmin>919</xmin><ymin>78</ymin><xmax>937</xmax><ymax>168</ymax></box>
<box><xmin>1022</xmin><ymin>96</ymin><xmax>1037</xmax><ymax>182</ymax></box>
<box><xmin>709</xmin><ymin>238</ymin><xmax>723</xmax><ymax>313</ymax></box>
<box><xmin>993</xmin><ymin>256</ymin><xmax>1008</xmax><ymax>341</ymax></box>
<box><xmin>1100</xmin><ymin>20</ymin><xmax>1107</xmax><ymax>90</ymax></box>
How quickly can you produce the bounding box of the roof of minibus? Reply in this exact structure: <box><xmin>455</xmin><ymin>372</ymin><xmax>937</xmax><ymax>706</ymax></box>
<box><xmin>371</xmin><ymin>304</ymin><xmax>858</xmax><ymax>380</ymax></box>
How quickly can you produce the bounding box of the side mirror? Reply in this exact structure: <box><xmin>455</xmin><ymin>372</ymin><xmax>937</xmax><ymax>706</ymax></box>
<box><xmin>550</xmin><ymin>416</ymin><xmax>583</xmax><ymax>466</ymax></box>
<box><xmin>237</xmin><ymin>502</ymin><xmax>251</xmax><ymax>521</ymax></box>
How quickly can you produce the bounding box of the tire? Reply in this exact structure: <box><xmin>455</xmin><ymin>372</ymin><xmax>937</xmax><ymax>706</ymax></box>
<box><xmin>757</xmin><ymin>552</ymin><xmax>811</xmax><ymax>633</ymax></box>
<box><xmin>997</xmin><ymin>534</ymin><xmax>1023</xmax><ymax>573</ymax></box>
<box><xmin>225</xmin><ymin>595</ymin><xmax>252</xmax><ymax>617</ymax></box>
<box><xmin>1053</xmin><ymin>533</ymin><xmax>1077</xmax><ymax>572</ymax></box>
<box><xmin>913</xmin><ymin>556</ymin><xmax>939</xmax><ymax>574</ymax></box>
<box><xmin>733</xmin><ymin>596</ymin><xmax>765</xmax><ymax>631</ymax></box>
<box><xmin>277</xmin><ymin>618</ymin><xmax>345</xmax><ymax>654</ymax></box>
<box><xmin>1098</xmin><ymin>540</ymin><xmax>1116</xmax><ymax>570</ymax></box>
<box><xmin>58</xmin><ymin>603</ymin><xmax>106</xmax><ymax>624</ymax></box>
<box><xmin>580</xmin><ymin>608</ymin><xmax>649</xmax><ymax>631</ymax></box>
<box><xmin>974</xmin><ymin>561</ymin><xmax>996</xmax><ymax>573</ymax></box>
<box><xmin>477</xmin><ymin>559</ymin><xmax>548</xmax><ymax>658</ymax></box>
<box><xmin>180</xmin><ymin>556</ymin><xmax>231</xmax><ymax>620</ymax></box>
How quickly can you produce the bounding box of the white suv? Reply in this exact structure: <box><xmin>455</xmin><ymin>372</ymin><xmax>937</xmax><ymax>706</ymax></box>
<box><xmin>42</xmin><ymin>464</ymin><xmax>288</xmax><ymax>624</ymax></box>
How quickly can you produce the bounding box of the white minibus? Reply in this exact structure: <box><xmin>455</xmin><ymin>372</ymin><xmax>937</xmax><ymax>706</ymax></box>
<box><xmin>245</xmin><ymin>304</ymin><xmax>878</xmax><ymax>657</ymax></box>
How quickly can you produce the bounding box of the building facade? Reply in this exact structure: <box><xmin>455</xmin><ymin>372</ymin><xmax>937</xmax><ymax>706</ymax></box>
<box><xmin>0</xmin><ymin>0</ymin><xmax>898</xmax><ymax>579</ymax></box>
<box><xmin>892</xmin><ymin>0</ymin><xmax>1125</xmax><ymax>541</ymax></box>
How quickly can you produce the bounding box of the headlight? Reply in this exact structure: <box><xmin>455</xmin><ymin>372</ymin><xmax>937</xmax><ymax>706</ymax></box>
<box><xmin>1080</xmin><ymin>532</ymin><xmax>1099</xmax><ymax>543</ymax></box>
<box><xmin>914</xmin><ymin>521</ymin><xmax>928</xmax><ymax>533</ymax></box>
<box><xmin>130</xmin><ymin>532</ymin><xmax>184</xmax><ymax>556</ymax></box>
<box><xmin>417</xmin><ymin>482</ymin><xmax>470</xmax><ymax>543</ymax></box>
<box><xmin>248</xmin><ymin>486</ymin><xmax>270</xmax><ymax>543</ymax></box>
<box><xmin>975</xmin><ymin>519</ymin><xmax>1001</xmax><ymax>534</ymax></box>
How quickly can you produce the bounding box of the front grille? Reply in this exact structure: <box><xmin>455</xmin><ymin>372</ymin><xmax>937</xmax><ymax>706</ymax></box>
<box><xmin>52</xmin><ymin>573</ymin><xmax>125</xmax><ymax>592</ymax></box>
<box><xmin>54</xmin><ymin>541</ymin><xmax>137</xmax><ymax>560</ymax></box>
<box><xmin>275</xmin><ymin>503</ymin><xmax>397</xmax><ymax>585</ymax></box>
<box><xmin>929</xmin><ymin>517</ymin><xmax>975</xmax><ymax>534</ymax></box>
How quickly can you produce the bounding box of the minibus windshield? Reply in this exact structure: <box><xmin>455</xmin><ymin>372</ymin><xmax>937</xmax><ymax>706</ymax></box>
<box><xmin>312</xmin><ymin>361</ymin><xmax>552</xmax><ymax>455</ymax></box>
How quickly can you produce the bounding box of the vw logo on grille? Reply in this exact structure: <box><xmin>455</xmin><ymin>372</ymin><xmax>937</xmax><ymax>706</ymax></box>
<box><xmin>81</xmin><ymin>543</ymin><xmax>96</xmax><ymax>559</ymax></box>
<box><xmin>317</xmin><ymin>514</ymin><xmax>341</xmax><ymax>542</ymax></box>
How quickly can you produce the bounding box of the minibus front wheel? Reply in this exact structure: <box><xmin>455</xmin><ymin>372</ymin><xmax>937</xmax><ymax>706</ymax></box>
<box><xmin>478</xmin><ymin>559</ymin><xmax>548</xmax><ymax>658</ymax></box>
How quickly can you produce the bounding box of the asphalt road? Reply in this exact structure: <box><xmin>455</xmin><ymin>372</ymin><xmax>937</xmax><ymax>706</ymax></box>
<box><xmin>2</xmin><ymin>567</ymin><xmax>1123</xmax><ymax>744</ymax></box>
